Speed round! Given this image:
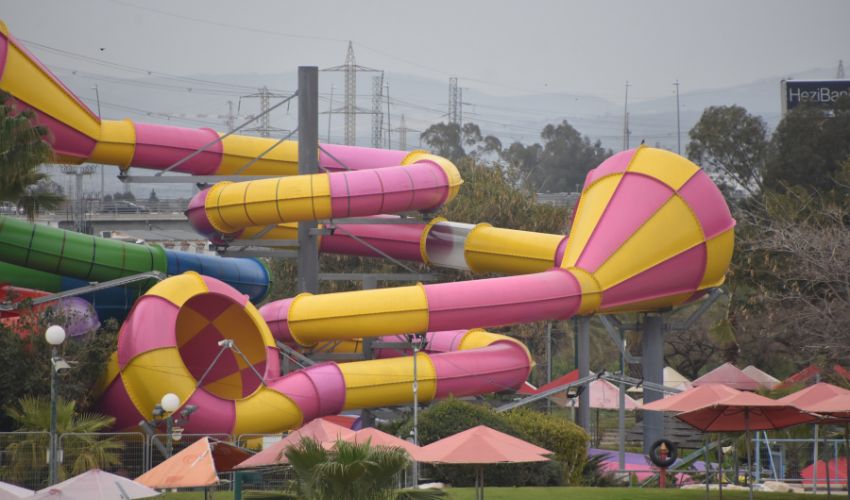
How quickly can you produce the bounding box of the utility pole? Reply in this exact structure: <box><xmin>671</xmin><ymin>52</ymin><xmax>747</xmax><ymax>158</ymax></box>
<box><xmin>385</xmin><ymin>82</ymin><xmax>391</xmax><ymax>149</ymax></box>
<box><xmin>93</xmin><ymin>85</ymin><xmax>103</xmax><ymax>199</ymax></box>
<box><xmin>623</xmin><ymin>81</ymin><xmax>630</xmax><ymax>150</ymax></box>
<box><xmin>448</xmin><ymin>77</ymin><xmax>460</xmax><ymax>124</ymax></box>
<box><xmin>396</xmin><ymin>114</ymin><xmax>409</xmax><ymax>150</ymax></box>
<box><xmin>371</xmin><ymin>74</ymin><xmax>384</xmax><ymax>148</ymax></box>
<box><xmin>323</xmin><ymin>42</ymin><xmax>381</xmax><ymax>145</ymax></box>
<box><xmin>225</xmin><ymin>100</ymin><xmax>236</xmax><ymax>132</ymax></box>
<box><xmin>838</xmin><ymin>60</ymin><xmax>846</xmax><ymax>79</ymax></box>
<box><xmin>326</xmin><ymin>84</ymin><xmax>334</xmax><ymax>143</ymax></box>
<box><xmin>674</xmin><ymin>80</ymin><xmax>681</xmax><ymax>154</ymax></box>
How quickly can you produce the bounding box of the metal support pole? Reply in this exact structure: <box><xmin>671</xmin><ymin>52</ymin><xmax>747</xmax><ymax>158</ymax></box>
<box><xmin>360</xmin><ymin>275</ymin><xmax>377</xmax><ymax>428</ymax></box>
<box><xmin>297</xmin><ymin>66</ymin><xmax>320</xmax><ymax>294</ymax></box>
<box><xmin>642</xmin><ymin>314</ymin><xmax>665</xmax><ymax>454</ymax></box>
<box><xmin>576</xmin><ymin>316</ymin><xmax>591</xmax><ymax>432</ymax></box>
<box><xmin>412</xmin><ymin>335</ymin><xmax>420</xmax><ymax>488</ymax></box>
<box><xmin>546</xmin><ymin>322</ymin><xmax>552</xmax><ymax>413</ymax></box>
<box><xmin>618</xmin><ymin>328</ymin><xmax>626</xmax><ymax>473</ymax></box>
<box><xmin>166</xmin><ymin>416</ymin><xmax>173</xmax><ymax>458</ymax></box>
<box><xmin>49</xmin><ymin>346</ymin><xmax>59</xmax><ymax>485</ymax></box>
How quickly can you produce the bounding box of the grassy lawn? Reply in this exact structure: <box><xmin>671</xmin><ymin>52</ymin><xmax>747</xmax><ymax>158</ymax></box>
<box><xmin>161</xmin><ymin>487</ymin><xmax>818</xmax><ymax>499</ymax></box>
<box><xmin>446</xmin><ymin>488</ymin><xmax>817</xmax><ymax>499</ymax></box>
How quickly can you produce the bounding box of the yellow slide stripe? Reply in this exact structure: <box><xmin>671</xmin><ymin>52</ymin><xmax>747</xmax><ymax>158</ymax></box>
<box><xmin>122</xmin><ymin>348</ymin><xmax>196</xmax><ymax>417</ymax></box>
<box><xmin>0</xmin><ymin>34</ymin><xmax>100</xmax><ymax>140</ymax></box>
<box><xmin>593</xmin><ymin>195</ymin><xmax>704</xmax><ymax>290</ymax></box>
<box><xmin>560</xmin><ymin>173</ymin><xmax>622</xmax><ymax>269</ymax></box>
<box><xmin>234</xmin><ymin>389</ymin><xmax>303</xmax><ymax>435</ymax></box>
<box><xmin>465</xmin><ymin>225</ymin><xmax>564</xmax><ymax>275</ymax></box>
<box><xmin>288</xmin><ymin>285</ymin><xmax>429</xmax><ymax>345</ymax></box>
<box><xmin>338</xmin><ymin>353</ymin><xmax>437</xmax><ymax>410</ymax></box>
<box><xmin>90</xmin><ymin>119</ymin><xmax>136</xmax><ymax>169</ymax></box>
<box><xmin>216</xmin><ymin>136</ymin><xmax>299</xmax><ymax>175</ymax></box>
<box><xmin>146</xmin><ymin>271</ymin><xmax>208</xmax><ymax>308</ymax></box>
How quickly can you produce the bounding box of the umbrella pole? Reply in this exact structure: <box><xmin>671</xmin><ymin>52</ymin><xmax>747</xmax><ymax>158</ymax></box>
<box><xmin>745</xmin><ymin>412</ymin><xmax>753</xmax><ymax>500</ymax></box>
<box><xmin>844</xmin><ymin>422</ymin><xmax>849</xmax><ymax>500</ymax></box>
<box><xmin>704</xmin><ymin>435</ymin><xmax>711</xmax><ymax>500</ymax></box>
<box><xmin>717</xmin><ymin>433</ymin><xmax>724</xmax><ymax>499</ymax></box>
<box><xmin>826</xmin><ymin>427</ymin><xmax>833</xmax><ymax>496</ymax></box>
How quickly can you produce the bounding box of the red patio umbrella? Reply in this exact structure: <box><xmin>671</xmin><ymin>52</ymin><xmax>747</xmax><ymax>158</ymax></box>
<box><xmin>417</xmin><ymin>425</ymin><xmax>552</xmax><ymax>500</ymax></box>
<box><xmin>676</xmin><ymin>391</ymin><xmax>816</xmax><ymax>500</ymax></box>
<box><xmin>234</xmin><ymin>418</ymin><xmax>354</xmax><ymax>469</ymax></box>
<box><xmin>782</xmin><ymin>390</ymin><xmax>850</xmax><ymax>499</ymax></box>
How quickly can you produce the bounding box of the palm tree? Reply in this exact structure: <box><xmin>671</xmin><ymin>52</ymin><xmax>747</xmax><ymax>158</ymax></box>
<box><xmin>0</xmin><ymin>90</ymin><xmax>63</xmax><ymax>219</ymax></box>
<box><xmin>283</xmin><ymin>438</ymin><xmax>445</xmax><ymax>500</ymax></box>
<box><xmin>1</xmin><ymin>396</ymin><xmax>122</xmax><ymax>487</ymax></box>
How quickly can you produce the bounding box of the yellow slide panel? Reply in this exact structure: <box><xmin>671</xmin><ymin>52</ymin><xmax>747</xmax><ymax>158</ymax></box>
<box><xmin>700</xmin><ymin>228</ymin><xmax>735</xmax><ymax>289</ymax></box>
<box><xmin>464</xmin><ymin>225</ymin><xmax>564</xmax><ymax>275</ymax></box>
<box><xmin>0</xmin><ymin>28</ymin><xmax>100</xmax><ymax>141</ymax></box>
<box><xmin>145</xmin><ymin>272</ymin><xmax>208</xmax><ymax>308</ymax></box>
<box><xmin>90</xmin><ymin>119</ymin><xmax>136</xmax><ymax>169</ymax></box>
<box><xmin>592</xmin><ymin>195</ymin><xmax>704</xmax><ymax>290</ymax></box>
<box><xmin>287</xmin><ymin>285</ymin><xmax>429</xmax><ymax>345</ymax></box>
<box><xmin>233</xmin><ymin>389</ymin><xmax>303</xmax><ymax>435</ymax></box>
<box><xmin>122</xmin><ymin>348</ymin><xmax>197</xmax><ymax>417</ymax></box>
<box><xmin>560</xmin><ymin>174</ymin><xmax>622</xmax><ymax>269</ymax></box>
<box><xmin>216</xmin><ymin>136</ymin><xmax>300</xmax><ymax>175</ymax></box>
<box><xmin>206</xmin><ymin>174</ymin><xmax>332</xmax><ymax>234</ymax></box>
<box><xmin>338</xmin><ymin>353</ymin><xmax>437</xmax><ymax>410</ymax></box>
<box><xmin>627</xmin><ymin>147</ymin><xmax>700</xmax><ymax>191</ymax></box>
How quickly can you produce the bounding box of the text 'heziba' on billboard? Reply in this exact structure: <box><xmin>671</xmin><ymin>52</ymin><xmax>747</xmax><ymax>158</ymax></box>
<box><xmin>781</xmin><ymin>80</ymin><xmax>850</xmax><ymax>113</ymax></box>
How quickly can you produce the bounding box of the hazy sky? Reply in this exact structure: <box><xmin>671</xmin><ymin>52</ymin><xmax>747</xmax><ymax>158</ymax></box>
<box><xmin>2</xmin><ymin>0</ymin><xmax>849</xmax><ymax>102</ymax></box>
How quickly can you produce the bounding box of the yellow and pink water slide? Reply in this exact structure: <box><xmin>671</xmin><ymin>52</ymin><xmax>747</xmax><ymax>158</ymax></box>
<box><xmin>0</xmin><ymin>20</ymin><xmax>734</xmax><ymax>435</ymax></box>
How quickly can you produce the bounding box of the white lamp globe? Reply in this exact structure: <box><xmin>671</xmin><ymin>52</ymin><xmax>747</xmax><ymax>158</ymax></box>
<box><xmin>160</xmin><ymin>393</ymin><xmax>180</xmax><ymax>413</ymax></box>
<box><xmin>45</xmin><ymin>325</ymin><xmax>66</xmax><ymax>346</ymax></box>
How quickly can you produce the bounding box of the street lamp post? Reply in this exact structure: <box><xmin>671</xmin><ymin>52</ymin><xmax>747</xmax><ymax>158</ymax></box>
<box><xmin>145</xmin><ymin>393</ymin><xmax>196</xmax><ymax>460</ymax></box>
<box><xmin>45</xmin><ymin>325</ymin><xmax>67</xmax><ymax>486</ymax></box>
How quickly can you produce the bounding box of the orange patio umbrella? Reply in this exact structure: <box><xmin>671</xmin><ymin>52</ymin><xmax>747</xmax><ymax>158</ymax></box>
<box><xmin>234</xmin><ymin>417</ymin><xmax>354</xmax><ymax>469</ymax></box>
<box><xmin>676</xmin><ymin>391</ymin><xmax>816</xmax><ymax>500</ymax></box>
<box><xmin>348</xmin><ymin>427</ymin><xmax>425</xmax><ymax>461</ymax></box>
<box><xmin>417</xmin><ymin>425</ymin><xmax>551</xmax><ymax>500</ymax></box>
<box><xmin>136</xmin><ymin>436</ymin><xmax>252</xmax><ymax>491</ymax></box>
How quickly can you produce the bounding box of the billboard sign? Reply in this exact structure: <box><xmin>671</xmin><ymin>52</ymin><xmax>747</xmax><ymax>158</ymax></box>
<box><xmin>781</xmin><ymin>79</ymin><xmax>850</xmax><ymax>113</ymax></box>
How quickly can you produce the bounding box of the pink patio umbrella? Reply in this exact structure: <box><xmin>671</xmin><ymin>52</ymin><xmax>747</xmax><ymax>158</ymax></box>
<box><xmin>677</xmin><ymin>391</ymin><xmax>817</xmax><ymax>500</ymax></box>
<box><xmin>742</xmin><ymin>366</ymin><xmax>780</xmax><ymax>390</ymax></box>
<box><xmin>692</xmin><ymin>363</ymin><xmax>762</xmax><ymax>391</ymax></box>
<box><xmin>0</xmin><ymin>480</ymin><xmax>33</xmax><ymax>499</ymax></box>
<box><xmin>29</xmin><ymin>469</ymin><xmax>160</xmax><ymax>500</ymax></box>
<box><xmin>348</xmin><ymin>427</ymin><xmax>425</xmax><ymax>461</ymax></box>
<box><xmin>417</xmin><ymin>425</ymin><xmax>552</xmax><ymax>500</ymax></box>
<box><xmin>235</xmin><ymin>417</ymin><xmax>354</xmax><ymax>469</ymax></box>
<box><xmin>781</xmin><ymin>390</ymin><xmax>850</xmax><ymax>499</ymax></box>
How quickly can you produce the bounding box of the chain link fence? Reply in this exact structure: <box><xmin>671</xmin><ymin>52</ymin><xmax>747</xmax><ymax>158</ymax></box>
<box><xmin>0</xmin><ymin>430</ymin><xmax>296</xmax><ymax>495</ymax></box>
<box><xmin>0</xmin><ymin>431</ymin><xmax>50</xmax><ymax>490</ymax></box>
<box><xmin>59</xmin><ymin>432</ymin><xmax>146</xmax><ymax>481</ymax></box>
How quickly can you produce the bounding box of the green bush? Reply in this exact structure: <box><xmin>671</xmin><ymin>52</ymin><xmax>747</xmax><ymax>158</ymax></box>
<box><xmin>398</xmin><ymin>399</ymin><xmax>587</xmax><ymax>487</ymax></box>
<box><xmin>503</xmin><ymin>408</ymin><xmax>588</xmax><ymax>485</ymax></box>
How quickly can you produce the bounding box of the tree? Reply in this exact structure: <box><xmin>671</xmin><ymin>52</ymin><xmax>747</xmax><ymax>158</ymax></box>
<box><xmin>686</xmin><ymin>105</ymin><xmax>768</xmax><ymax>197</ymax></box>
<box><xmin>17</xmin><ymin>177</ymin><xmax>64</xmax><ymax>222</ymax></box>
<box><xmin>148</xmin><ymin>189</ymin><xmax>159</xmax><ymax>203</ymax></box>
<box><xmin>420</xmin><ymin>122</ymin><xmax>501</xmax><ymax>162</ymax></box>
<box><xmin>764</xmin><ymin>97</ymin><xmax>850</xmax><ymax>194</ymax></box>
<box><xmin>283</xmin><ymin>438</ymin><xmax>444</xmax><ymax>500</ymax></box>
<box><xmin>511</xmin><ymin>120</ymin><xmax>611</xmax><ymax>193</ymax></box>
<box><xmin>0</xmin><ymin>90</ymin><xmax>61</xmax><ymax>215</ymax></box>
<box><xmin>1</xmin><ymin>396</ymin><xmax>122</xmax><ymax>487</ymax></box>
